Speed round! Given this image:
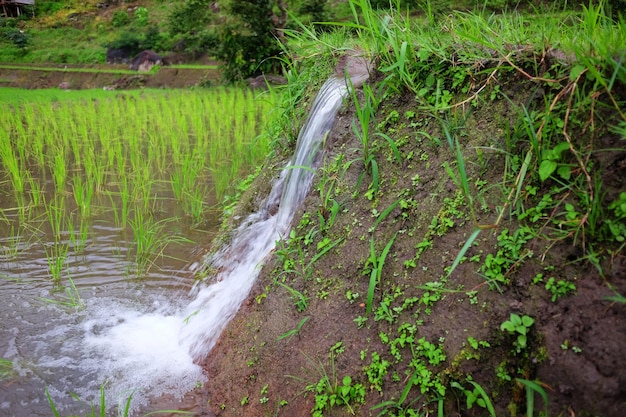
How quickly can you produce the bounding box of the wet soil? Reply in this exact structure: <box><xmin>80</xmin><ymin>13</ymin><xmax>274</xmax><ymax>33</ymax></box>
<box><xmin>0</xmin><ymin>64</ymin><xmax>220</xmax><ymax>90</ymax></box>
<box><xmin>200</xmin><ymin>67</ymin><xmax>626</xmax><ymax>417</ymax></box>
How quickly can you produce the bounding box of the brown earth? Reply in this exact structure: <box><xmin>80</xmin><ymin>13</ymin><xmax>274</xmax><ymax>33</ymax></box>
<box><xmin>196</xmin><ymin>63</ymin><xmax>626</xmax><ymax>417</ymax></box>
<box><xmin>0</xmin><ymin>64</ymin><xmax>220</xmax><ymax>90</ymax></box>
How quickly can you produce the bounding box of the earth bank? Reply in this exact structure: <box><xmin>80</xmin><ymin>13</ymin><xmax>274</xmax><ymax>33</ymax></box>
<box><xmin>200</xmin><ymin>52</ymin><xmax>626</xmax><ymax>417</ymax></box>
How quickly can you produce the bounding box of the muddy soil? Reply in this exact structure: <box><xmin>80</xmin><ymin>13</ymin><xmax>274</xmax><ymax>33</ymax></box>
<box><xmin>200</xmin><ymin>67</ymin><xmax>626</xmax><ymax>417</ymax></box>
<box><xmin>0</xmin><ymin>64</ymin><xmax>220</xmax><ymax>90</ymax></box>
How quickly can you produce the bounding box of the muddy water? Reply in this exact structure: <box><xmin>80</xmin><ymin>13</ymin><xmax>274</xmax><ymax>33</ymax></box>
<box><xmin>0</xmin><ymin>185</ymin><xmax>219</xmax><ymax>416</ymax></box>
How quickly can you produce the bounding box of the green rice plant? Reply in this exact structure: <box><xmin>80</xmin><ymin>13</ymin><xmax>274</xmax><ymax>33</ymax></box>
<box><xmin>40</xmin><ymin>275</ymin><xmax>84</xmax><ymax>309</ymax></box>
<box><xmin>0</xmin><ymin>358</ymin><xmax>15</xmax><ymax>381</ymax></box>
<box><xmin>0</xmin><ymin>128</ymin><xmax>26</xmax><ymax>195</ymax></box>
<box><xmin>68</xmin><ymin>216</ymin><xmax>89</xmax><ymax>254</ymax></box>
<box><xmin>45</xmin><ymin>195</ymin><xmax>67</xmax><ymax>243</ymax></box>
<box><xmin>45</xmin><ymin>382</ymin><xmax>196</xmax><ymax>417</ymax></box>
<box><xmin>183</xmin><ymin>185</ymin><xmax>209</xmax><ymax>225</ymax></box>
<box><xmin>44</xmin><ymin>242</ymin><xmax>69</xmax><ymax>284</ymax></box>
<box><xmin>71</xmin><ymin>174</ymin><xmax>95</xmax><ymax>219</ymax></box>
<box><xmin>128</xmin><ymin>210</ymin><xmax>191</xmax><ymax>276</ymax></box>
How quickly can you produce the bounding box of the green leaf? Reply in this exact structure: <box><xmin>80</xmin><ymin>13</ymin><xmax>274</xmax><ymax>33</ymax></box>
<box><xmin>501</xmin><ymin>322</ymin><xmax>515</xmax><ymax>332</ymax></box>
<box><xmin>539</xmin><ymin>160</ymin><xmax>557</xmax><ymax>181</ymax></box>
<box><xmin>557</xmin><ymin>165</ymin><xmax>572</xmax><ymax>180</ymax></box>
<box><xmin>425</xmin><ymin>73</ymin><xmax>435</xmax><ymax>87</ymax></box>
<box><xmin>522</xmin><ymin>315</ymin><xmax>535</xmax><ymax>327</ymax></box>
<box><xmin>570</xmin><ymin>64</ymin><xmax>586</xmax><ymax>81</ymax></box>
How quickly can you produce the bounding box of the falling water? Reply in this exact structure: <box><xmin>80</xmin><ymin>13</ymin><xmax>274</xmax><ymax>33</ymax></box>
<box><xmin>0</xmin><ymin>67</ymin><xmax>368</xmax><ymax>416</ymax></box>
<box><xmin>179</xmin><ymin>75</ymin><xmax>352</xmax><ymax>360</ymax></box>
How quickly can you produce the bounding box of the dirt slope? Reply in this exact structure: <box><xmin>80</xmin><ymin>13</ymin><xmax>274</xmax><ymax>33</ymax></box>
<box><xmin>200</xmin><ymin>61</ymin><xmax>626</xmax><ymax>417</ymax></box>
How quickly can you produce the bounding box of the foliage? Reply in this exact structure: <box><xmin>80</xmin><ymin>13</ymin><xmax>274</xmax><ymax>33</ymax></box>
<box><xmin>111</xmin><ymin>10</ymin><xmax>130</xmax><ymax>28</ymax></box>
<box><xmin>1</xmin><ymin>24</ymin><xmax>31</xmax><ymax>49</ymax></box>
<box><xmin>216</xmin><ymin>0</ymin><xmax>286</xmax><ymax>81</ymax></box>
<box><xmin>168</xmin><ymin>0</ymin><xmax>217</xmax><ymax>55</ymax></box>
<box><xmin>306</xmin><ymin>348</ymin><xmax>366</xmax><ymax>416</ymax></box>
<box><xmin>451</xmin><ymin>379</ymin><xmax>496</xmax><ymax>417</ymax></box>
<box><xmin>501</xmin><ymin>314</ymin><xmax>535</xmax><ymax>353</ymax></box>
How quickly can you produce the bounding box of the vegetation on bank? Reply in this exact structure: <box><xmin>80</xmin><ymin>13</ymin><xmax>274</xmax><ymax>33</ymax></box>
<box><xmin>2</xmin><ymin>0</ymin><xmax>624</xmax><ymax>83</ymax></box>
<box><xmin>203</xmin><ymin>1</ymin><xmax>626</xmax><ymax>416</ymax></box>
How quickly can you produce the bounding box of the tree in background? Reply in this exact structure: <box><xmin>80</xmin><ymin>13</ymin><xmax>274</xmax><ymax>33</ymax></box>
<box><xmin>216</xmin><ymin>0</ymin><xmax>287</xmax><ymax>82</ymax></box>
<box><xmin>168</xmin><ymin>0</ymin><xmax>219</xmax><ymax>57</ymax></box>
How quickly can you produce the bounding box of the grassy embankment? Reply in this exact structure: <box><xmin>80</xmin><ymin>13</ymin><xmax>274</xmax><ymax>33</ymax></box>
<box><xmin>201</xmin><ymin>1</ymin><xmax>626</xmax><ymax>416</ymax></box>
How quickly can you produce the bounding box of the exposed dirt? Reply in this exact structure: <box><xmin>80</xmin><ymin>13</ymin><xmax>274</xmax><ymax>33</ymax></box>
<box><xmin>0</xmin><ymin>64</ymin><xmax>220</xmax><ymax>90</ymax></box>
<box><xmin>198</xmin><ymin>64</ymin><xmax>626</xmax><ymax>417</ymax></box>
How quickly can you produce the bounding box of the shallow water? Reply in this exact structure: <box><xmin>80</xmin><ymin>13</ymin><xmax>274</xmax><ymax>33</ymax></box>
<box><xmin>0</xmin><ymin>187</ymin><xmax>218</xmax><ymax>415</ymax></box>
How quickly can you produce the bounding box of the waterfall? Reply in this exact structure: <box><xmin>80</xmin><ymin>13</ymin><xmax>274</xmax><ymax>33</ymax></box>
<box><xmin>179</xmin><ymin>75</ymin><xmax>351</xmax><ymax>360</ymax></box>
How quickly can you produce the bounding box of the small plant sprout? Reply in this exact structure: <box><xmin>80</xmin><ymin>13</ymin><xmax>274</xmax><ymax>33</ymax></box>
<box><xmin>501</xmin><ymin>314</ymin><xmax>535</xmax><ymax>353</ymax></box>
<box><xmin>451</xmin><ymin>379</ymin><xmax>496</xmax><ymax>416</ymax></box>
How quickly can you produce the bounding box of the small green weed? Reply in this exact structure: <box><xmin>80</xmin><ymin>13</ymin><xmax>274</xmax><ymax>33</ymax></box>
<box><xmin>363</xmin><ymin>351</ymin><xmax>390</xmax><ymax>393</ymax></box>
<box><xmin>451</xmin><ymin>378</ymin><xmax>496</xmax><ymax>417</ymax></box>
<box><xmin>277</xmin><ymin>317</ymin><xmax>309</xmax><ymax>342</ymax></box>
<box><xmin>544</xmin><ymin>277</ymin><xmax>576</xmax><ymax>302</ymax></box>
<box><xmin>500</xmin><ymin>314</ymin><xmax>535</xmax><ymax>354</ymax></box>
<box><xmin>306</xmin><ymin>347</ymin><xmax>365</xmax><ymax>416</ymax></box>
<box><xmin>479</xmin><ymin>227</ymin><xmax>533</xmax><ymax>291</ymax></box>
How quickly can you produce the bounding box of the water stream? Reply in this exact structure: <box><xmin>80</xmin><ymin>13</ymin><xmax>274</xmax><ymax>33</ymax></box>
<box><xmin>0</xmin><ymin>70</ymin><xmax>365</xmax><ymax>416</ymax></box>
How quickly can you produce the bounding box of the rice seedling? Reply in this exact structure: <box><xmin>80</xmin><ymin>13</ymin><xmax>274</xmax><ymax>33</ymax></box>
<box><xmin>44</xmin><ymin>195</ymin><xmax>67</xmax><ymax>243</ymax></box>
<box><xmin>0</xmin><ymin>86</ymin><xmax>277</xmax><ymax>292</ymax></box>
<box><xmin>44</xmin><ymin>242</ymin><xmax>70</xmax><ymax>284</ymax></box>
<box><xmin>0</xmin><ymin>358</ymin><xmax>15</xmax><ymax>381</ymax></box>
<box><xmin>127</xmin><ymin>209</ymin><xmax>192</xmax><ymax>276</ymax></box>
<box><xmin>71</xmin><ymin>174</ymin><xmax>95</xmax><ymax>219</ymax></box>
<box><xmin>45</xmin><ymin>383</ymin><xmax>195</xmax><ymax>417</ymax></box>
<box><xmin>0</xmin><ymin>128</ymin><xmax>26</xmax><ymax>196</ymax></box>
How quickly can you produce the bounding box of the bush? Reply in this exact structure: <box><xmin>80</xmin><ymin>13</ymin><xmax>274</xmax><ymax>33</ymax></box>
<box><xmin>106</xmin><ymin>30</ymin><xmax>142</xmax><ymax>53</ymax></box>
<box><xmin>3</xmin><ymin>28</ymin><xmax>31</xmax><ymax>49</ymax></box>
<box><xmin>35</xmin><ymin>1</ymin><xmax>64</xmax><ymax>16</ymax></box>
<box><xmin>217</xmin><ymin>0</ymin><xmax>285</xmax><ymax>82</ymax></box>
<box><xmin>111</xmin><ymin>10</ymin><xmax>130</xmax><ymax>27</ymax></box>
<box><xmin>299</xmin><ymin>0</ymin><xmax>329</xmax><ymax>22</ymax></box>
<box><xmin>135</xmin><ymin>6</ymin><xmax>149</xmax><ymax>26</ymax></box>
<box><xmin>168</xmin><ymin>0</ymin><xmax>213</xmax><ymax>36</ymax></box>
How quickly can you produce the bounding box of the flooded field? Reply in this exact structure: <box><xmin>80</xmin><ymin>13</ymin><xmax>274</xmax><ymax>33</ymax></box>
<box><xmin>0</xmin><ymin>87</ymin><xmax>275</xmax><ymax>415</ymax></box>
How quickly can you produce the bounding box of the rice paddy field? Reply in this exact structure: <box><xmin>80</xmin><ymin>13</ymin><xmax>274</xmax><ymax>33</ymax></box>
<box><xmin>0</xmin><ymin>86</ymin><xmax>277</xmax><ymax>414</ymax></box>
